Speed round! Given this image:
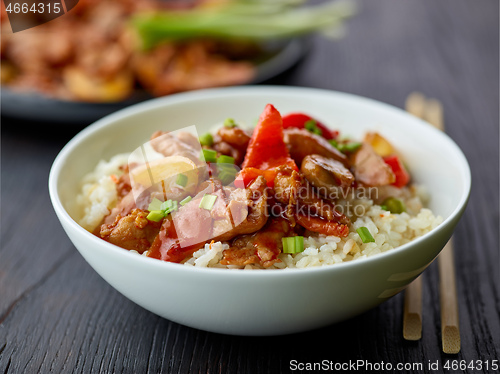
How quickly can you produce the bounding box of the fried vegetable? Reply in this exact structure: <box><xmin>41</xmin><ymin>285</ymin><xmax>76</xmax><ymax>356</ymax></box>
<box><xmin>381</xmin><ymin>197</ymin><xmax>406</xmax><ymax>214</ymax></box>
<box><xmin>364</xmin><ymin>132</ymin><xmax>394</xmax><ymax>157</ymax></box>
<box><xmin>383</xmin><ymin>155</ymin><xmax>410</xmax><ymax>188</ymax></box>
<box><xmin>282</xmin><ymin>112</ymin><xmax>339</xmax><ymax>140</ymax></box>
<box><xmin>63</xmin><ymin>67</ymin><xmax>133</xmax><ymax>102</ymax></box>
<box><xmin>240</xmin><ymin>104</ymin><xmax>298</xmax><ymax>187</ymax></box>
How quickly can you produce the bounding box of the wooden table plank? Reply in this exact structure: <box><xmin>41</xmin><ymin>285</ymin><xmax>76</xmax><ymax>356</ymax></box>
<box><xmin>1</xmin><ymin>0</ymin><xmax>498</xmax><ymax>373</ymax></box>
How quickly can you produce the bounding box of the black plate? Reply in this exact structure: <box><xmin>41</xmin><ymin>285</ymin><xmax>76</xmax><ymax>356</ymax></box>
<box><xmin>1</xmin><ymin>38</ymin><xmax>309</xmax><ymax>125</ymax></box>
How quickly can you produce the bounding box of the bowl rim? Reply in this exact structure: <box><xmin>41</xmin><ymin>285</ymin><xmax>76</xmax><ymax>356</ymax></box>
<box><xmin>49</xmin><ymin>85</ymin><xmax>472</xmax><ymax>277</ymax></box>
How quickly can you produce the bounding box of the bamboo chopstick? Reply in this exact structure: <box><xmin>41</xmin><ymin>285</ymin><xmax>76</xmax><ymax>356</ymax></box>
<box><xmin>403</xmin><ymin>275</ymin><xmax>423</xmax><ymax>340</ymax></box>
<box><xmin>438</xmin><ymin>240</ymin><xmax>461</xmax><ymax>354</ymax></box>
<box><xmin>403</xmin><ymin>92</ymin><xmax>461</xmax><ymax>353</ymax></box>
<box><xmin>421</xmin><ymin>96</ymin><xmax>461</xmax><ymax>354</ymax></box>
<box><xmin>402</xmin><ymin>93</ymin><xmax>425</xmax><ymax>341</ymax></box>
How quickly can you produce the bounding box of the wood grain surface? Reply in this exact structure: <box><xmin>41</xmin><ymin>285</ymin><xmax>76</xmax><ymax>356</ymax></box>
<box><xmin>1</xmin><ymin>0</ymin><xmax>498</xmax><ymax>373</ymax></box>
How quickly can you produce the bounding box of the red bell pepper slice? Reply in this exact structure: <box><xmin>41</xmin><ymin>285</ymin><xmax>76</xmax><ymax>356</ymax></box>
<box><xmin>383</xmin><ymin>155</ymin><xmax>410</xmax><ymax>188</ymax></box>
<box><xmin>282</xmin><ymin>113</ymin><xmax>339</xmax><ymax>140</ymax></box>
<box><xmin>295</xmin><ymin>213</ymin><xmax>349</xmax><ymax>237</ymax></box>
<box><xmin>240</xmin><ymin>104</ymin><xmax>297</xmax><ymax>187</ymax></box>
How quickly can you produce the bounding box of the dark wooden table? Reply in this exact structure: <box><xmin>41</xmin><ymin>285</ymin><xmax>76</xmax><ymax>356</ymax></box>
<box><xmin>1</xmin><ymin>1</ymin><xmax>499</xmax><ymax>373</ymax></box>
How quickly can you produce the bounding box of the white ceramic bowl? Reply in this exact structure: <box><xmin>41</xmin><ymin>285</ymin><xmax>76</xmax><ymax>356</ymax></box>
<box><xmin>49</xmin><ymin>86</ymin><xmax>471</xmax><ymax>336</ymax></box>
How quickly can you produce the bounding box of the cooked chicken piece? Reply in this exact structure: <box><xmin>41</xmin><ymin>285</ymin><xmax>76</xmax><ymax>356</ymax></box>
<box><xmin>214</xmin><ymin>176</ymin><xmax>268</xmax><ymax>241</ymax></box>
<box><xmin>284</xmin><ymin>128</ymin><xmax>348</xmax><ymax>167</ymax></box>
<box><xmin>301</xmin><ymin>154</ymin><xmax>354</xmax><ymax>198</ymax></box>
<box><xmin>273</xmin><ymin>165</ymin><xmax>350</xmax><ymax>226</ymax></box>
<box><xmin>133</xmin><ymin>41</ymin><xmax>254</xmax><ymax>97</ymax></box>
<box><xmin>104</xmin><ymin>191</ymin><xmax>136</xmax><ymax>225</ymax></box>
<box><xmin>221</xmin><ymin>217</ymin><xmax>301</xmax><ymax>268</ymax></box>
<box><xmin>212</xmin><ymin>141</ymin><xmax>243</xmax><ymax>165</ymax></box>
<box><xmin>217</xmin><ymin>126</ymin><xmax>252</xmax><ymax>148</ymax></box>
<box><xmin>212</xmin><ymin>126</ymin><xmax>252</xmax><ymax>165</ymax></box>
<box><xmin>150</xmin><ymin>131</ymin><xmax>205</xmax><ymax>166</ymax></box>
<box><xmin>146</xmin><ymin>176</ymin><xmax>269</xmax><ymax>263</ymax></box>
<box><xmin>350</xmin><ymin>143</ymin><xmax>395</xmax><ymax>186</ymax></box>
<box><xmin>100</xmin><ymin>209</ymin><xmax>162</xmax><ymax>253</ymax></box>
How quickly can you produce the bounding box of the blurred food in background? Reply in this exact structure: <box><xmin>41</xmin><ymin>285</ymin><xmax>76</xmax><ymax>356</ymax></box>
<box><xmin>1</xmin><ymin>0</ymin><xmax>354</xmax><ymax>103</ymax></box>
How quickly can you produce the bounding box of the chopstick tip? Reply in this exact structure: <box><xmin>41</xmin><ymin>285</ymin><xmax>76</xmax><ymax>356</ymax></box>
<box><xmin>442</xmin><ymin>326</ymin><xmax>461</xmax><ymax>354</ymax></box>
<box><xmin>403</xmin><ymin>313</ymin><xmax>422</xmax><ymax>341</ymax></box>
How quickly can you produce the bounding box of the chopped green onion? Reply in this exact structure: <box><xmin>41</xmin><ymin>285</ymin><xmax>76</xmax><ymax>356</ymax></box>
<box><xmin>224</xmin><ymin>118</ymin><xmax>237</xmax><ymax>128</ymax></box>
<box><xmin>338</xmin><ymin>142</ymin><xmax>362</xmax><ymax>153</ymax></box>
<box><xmin>217</xmin><ymin>163</ymin><xmax>238</xmax><ymax>174</ymax></box>
<box><xmin>381</xmin><ymin>197</ymin><xmax>406</xmax><ymax>214</ymax></box>
<box><xmin>132</xmin><ymin>1</ymin><xmax>356</xmax><ymax>50</ymax></box>
<box><xmin>200</xmin><ymin>149</ymin><xmax>217</xmax><ymax>163</ymax></box>
<box><xmin>217</xmin><ymin>155</ymin><xmax>235</xmax><ymax>164</ymax></box>
<box><xmin>294</xmin><ymin>236</ymin><xmax>304</xmax><ymax>253</ymax></box>
<box><xmin>282</xmin><ymin>236</ymin><xmax>304</xmax><ymax>254</ymax></box>
<box><xmin>176</xmin><ymin>173</ymin><xmax>188</xmax><ymax>187</ymax></box>
<box><xmin>199</xmin><ymin>133</ymin><xmax>214</xmax><ymax>147</ymax></box>
<box><xmin>180</xmin><ymin>196</ymin><xmax>192</xmax><ymax>206</ymax></box>
<box><xmin>218</xmin><ymin>170</ymin><xmax>236</xmax><ymax>185</ymax></box>
<box><xmin>160</xmin><ymin>199</ymin><xmax>173</xmax><ymax>211</ymax></box>
<box><xmin>199</xmin><ymin>194</ymin><xmax>217</xmax><ymax>211</ymax></box>
<box><xmin>329</xmin><ymin>139</ymin><xmax>338</xmax><ymax>148</ymax></box>
<box><xmin>304</xmin><ymin>120</ymin><xmax>322</xmax><ymax>136</ymax></box>
<box><xmin>160</xmin><ymin>199</ymin><xmax>178</xmax><ymax>214</ymax></box>
<box><xmin>147</xmin><ymin>210</ymin><xmax>164</xmax><ymax>222</ymax></box>
<box><xmin>148</xmin><ymin>197</ymin><xmax>164</xmax><ymax>211</ymax></box>
<box><xmin>357</xmin><ymin>227</ymin><xmax>375</xmax><ymax>243</ymax></box>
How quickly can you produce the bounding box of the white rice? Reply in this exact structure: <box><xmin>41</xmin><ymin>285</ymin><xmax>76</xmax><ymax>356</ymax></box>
<box><xmin>77</xmin><ymin>155</ymin><xmax>443</xmax><ymax>269</ymax></box>
<box><xmin>76</xmin><ymin>154</ymin><xmax>130</xmax><ymax>231</ymax></box>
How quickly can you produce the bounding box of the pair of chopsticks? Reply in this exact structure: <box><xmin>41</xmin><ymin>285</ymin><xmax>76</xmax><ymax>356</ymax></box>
<box><xmin>403</xmin><ymin>92</ymin><xmax>461</xmax><ymax>354</ymax></box>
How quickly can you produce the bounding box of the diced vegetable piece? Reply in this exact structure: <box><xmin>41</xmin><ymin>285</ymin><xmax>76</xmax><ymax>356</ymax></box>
<box><xmin>160</xmin><ymin>199</ymin><xmax>173</xmax><ymax>211</ymax></box>
<box><xmin>147</xmin><ymin>210</ymin><xmax>165</xmax><ymax>222</ymax></box>
<box><xmin>357</xmin><ymin>227</ymin><xmax>375</xmax><ymax>243</ymax></box>
<box><xmin>200</xmin><ymin>149</ymin><xmax>217</xmax><ymax>163</ymax></box>
<box><xmin>176</xmin><ymin>173</ymin><xmax>188</xmax><ymax>187</ymax></box>
<box><xmin>294</xmin><ymin>236</ymin><xmax>304</xmax><ymax>253</ymax></box>
<box><xmin>238</xmin><ymin>167</ymin><xmax>273</xmax><ymax>188</ymax></box>
<box><xmin>304</xmin><ymin>120</ymin><xmax>322</xmax><ymax>136</ymax></box>
<box><xmin>282</xmin><ymin>237</ymin><xmax>295</xmax><ymax>254</ymax></box>
<box><xmin>383</xmin><ymin>155</ymin><xmax>410</xmax><ymax>188</ymax></box>
<box><xmin>159</xmin><ymin>199</ymin><xmax>178</xmax><ymax>214</ymax></box>
<box><xmin>217</xmin><ymin>155</ymin><xmax>235</xmax><ymax>164</ymax></box>
<box><xmin>364</xmin><ymin>132</ymin><xmax>394</xmax><ymax>157</ymax></box>
<box><xmin>282</xmin><ymin>112</ymin><xmax>338</xmax><ymax>139</ymax></box>
<box><xmin>218</xmin><ymin>163</ymin><xmax>237</xmax><ymax>173</ymax></box>
<box><xmin>148</xmin><ymin>197</ymin><xmax>164</xmax><ymax>211</ymax></box>
<box><xmin>199</xmin><ymin>133</ymin><xmax>214</xmax><ymax>147</ymax></box>
<box><xmin>329</xmin><ymin>139</ymin><xmax>338</xmax><ymax>148</ymax></box>
<box><xmin>240</xmin><ymin>104</ymin><xmax>298</xmax><ymax>187</ymax></box>
<box><xmin>199</xmin><ymin>194</ymin><xmax>217</xmax><ymax>210</ymax></box>
<box><xmin>224</xmin><ymin>118</ymin><xmax>236</xmax><ymax>128</ymax></box>
<box><xmin>381</xmin><ymin>197</ymin><xmax>406</xmax><ymax>214</ymax></box>
<box><xmin>179</xmin><ymin>196</ymin><xmax>192</xmax><ymax>206</ymax></box>
<box><xmin>219</xmin><ymin>169</ymin><xmax>237</xmax><ymax>185</ymax></box>
<box><xmin>282</xmin><ymin>236</ymin><xmax>305</xmax><ymax>254</ymax></box>
<box><xmin>337</xmin><ymin>142</ymin><xmax>362</xmax><ymax>153</ymax></box>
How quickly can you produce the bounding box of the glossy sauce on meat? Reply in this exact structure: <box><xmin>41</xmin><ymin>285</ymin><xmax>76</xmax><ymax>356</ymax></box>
<box><xmin>95</xmin><ymin>107</ymin><xmax>405</xmax><ymax>266</ymax></box>
<box><xmin>222</xmin><ymin>217</ymin><xmax>303</xmax><ymax>268</ymax></box>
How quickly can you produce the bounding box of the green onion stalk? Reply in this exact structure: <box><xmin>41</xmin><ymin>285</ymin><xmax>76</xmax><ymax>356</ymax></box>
<box><xmin>131</xmin><ymin>0</ymin><xmax>357</xmax><ymax>50</ymax></box>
